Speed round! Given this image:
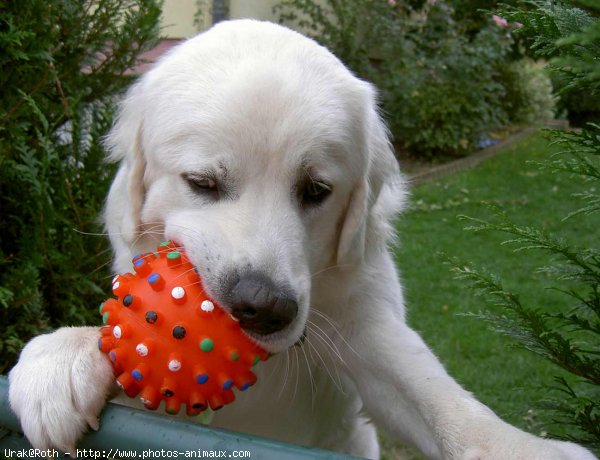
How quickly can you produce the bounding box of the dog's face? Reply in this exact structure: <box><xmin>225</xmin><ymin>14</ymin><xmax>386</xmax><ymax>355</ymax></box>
<box><xmin>105</xmin><ymin>21</ymin><xmax>402</xmax><ymax>353</ymax></box>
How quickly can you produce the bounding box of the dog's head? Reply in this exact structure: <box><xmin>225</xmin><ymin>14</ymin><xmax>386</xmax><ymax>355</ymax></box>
<box><xmin>104</xmin><ymin>20</ymin><xmax>404</xmax><ymax>353</ymax></box>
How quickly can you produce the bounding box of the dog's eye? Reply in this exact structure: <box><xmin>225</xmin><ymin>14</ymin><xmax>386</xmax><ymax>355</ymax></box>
<box><xmin>300</xmin><ymin>179</ymin><xmax>332</xmax><ymax>207</ymax></box>
<box><xmin>183</xmin><ymin>173</ymin><xmax>219</xmax><ymax>198</ymax></box>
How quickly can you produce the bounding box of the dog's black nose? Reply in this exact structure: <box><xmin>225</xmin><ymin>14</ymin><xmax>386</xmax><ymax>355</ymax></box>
<box><xmin>230</xmin><ymin>274</ymin><xmax>298</xmax><ymax>335</ymax></box>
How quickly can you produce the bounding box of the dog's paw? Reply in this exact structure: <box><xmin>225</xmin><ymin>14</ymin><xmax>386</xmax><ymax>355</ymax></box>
<box><xmin>462</xmin><ymin>421</ymin><xmax>597</xmax><ymax>460</ymax></box>
<box><xmin>8</xmin><ymin>327</ymin><xmax>115</xmax><ymax>452</ymax></box>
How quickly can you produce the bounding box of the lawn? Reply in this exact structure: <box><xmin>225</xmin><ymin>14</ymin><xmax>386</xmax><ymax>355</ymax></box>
<box><xmin>381</xmin><ymin>130</ymin><xmax>599</xmax><ymax>459</ymax></box>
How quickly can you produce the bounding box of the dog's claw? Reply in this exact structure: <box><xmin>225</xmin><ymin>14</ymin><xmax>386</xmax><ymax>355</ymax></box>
<box><xmin>87</xmin><ymin>417</ymin><xmax>100</xmax><ymax>431</ymax></box>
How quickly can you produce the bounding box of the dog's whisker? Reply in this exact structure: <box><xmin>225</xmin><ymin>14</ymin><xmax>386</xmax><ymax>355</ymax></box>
<box><xmin>310</xmin><ymin>263</ymin><xmax>354</xmax><ymax>279</ymax></box>
<box><xmin>299</xmin><ymin>334</ymin><xmax>317</xmax><ymax>410</ymax></box>
<box><xmin>310</xmin><ymin>308</ymin><xmax>364</xmax><ymax>362</ymax></box>
<box><xmin>278</xmin><ymin>348</ymin><xmax>291</xmax><ymax>399</ymax></box>
<box><xmin>307</xmin><ymin>324</ymin><xmax>345</xmax><ymax>393</ymax></box>
<box><xmin>291</xmin><ymin>345</ymin><xmax>300</xmax><ymax>404</ymax></box>
<box><xmin>305</xmin><ymin>326</ymin><xmax>345</xmax><ymax>395</ymax></box>
<box><xmin>306</xmin><ymin>319</ymin><xmax>346</xmax><ymax>365</ymax></box>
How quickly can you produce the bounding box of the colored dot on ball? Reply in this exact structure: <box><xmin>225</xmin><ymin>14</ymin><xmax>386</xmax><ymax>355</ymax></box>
<box><xmin>113</xmin><ymin>326</ymin><xmax>122</xmax><ymax>339</ymax></box>
<box><xmin>122</xmin><ymin>294</ymin><xmax>133</xmax><ymax>307</ymax></box>
<box><xmin>97</xmin><ymin>339</ymin><xmax>102</xmax><ymax>350</ymax></box>
<box><xmin>172</xmin><ymin>326</ymin><xmax>186</xmax><ymax>339</ymax></box>
<box><xmin>109</xmin><ymin>351</ymin><xmax>117</xmax><ymax>363</ymax></box>
<box><xmin>102</xmin><ymin>312</ymin><xmax>109</xmax><ymax>325</ymax></box>
<box><xmin>148</xmin><ymin>273</ymin><xmax>159</xmax><ymax>284</ymax></box>
<box><xmin>196</xmin><ymin>374</ymin><xmax>209</xmax><ymax>384</ymax></box>
<box><xmin>136</xmin><ymin>343</ymin><xmax>148</xmax><ymax>357</ymax></box>
<box><xmin>168</xmin><ymin>359</ymin><xmax>182</xmax><ymax>372</ymax></box>
<box><xmin>134</xmin><ymin>259</ymin><xmax>145</xmax><ymax>268</ymax></box>
<box><xmin>167</xmin><ymin>251</ymin><xmax>181</xmax><ymax>260</ymax></box>
<box><xmin>223</xmin><ymin>380</ymin><xmax>233</xmax><ymax>390</ymax></box>
<box><xmin>252</xmin><ymin>356</ymin><xmax>260</xmax><ymax>366</ymax></box>
<box><xmin>132</xmin><ymin>370</ymin><xmax>143</xmax><ymax>381</ymax></box>
<box><xmin>200</xmin><ymin>338</ymin><xmax>214</xmax><ymax>352</ymax></box>
<box><xmin>159</xmin><ymin>241</ymin><xmax>170</xmax><ymax>247</ymax></box>
<box><xmin>240</xmin><ymin>383</ymin><xmax>250</xmax><ymax>391</ymax></box>
<box><xmin>171</xmin><ymin>286</ymin><xmax>185</xmax><ymax>300</ymax></box>
<box><xmin>192</xmin><ymin>403</ymin><xmax>205</xmax><ymax>410</ymax></box>
<box><xmin>98</xmin><ymin>302</ymin><xmax>105</xmax><ymax>314</ymax></box>
<box><xmin>162</xmin><ymin>388</ymin><xmax>174</xmax><ymax>397</ymax></box>
<box><xmin>112</xmin><ymin>281</ymin><xmax>120</xmax><ymax>291</ymax></box>
<box><xmin>145</xmin><ymin>311</ymin><xmax>158</xmax><ymax>324</ymax></box>
<box><xmin>230</xmin><ymin>352</ymin><xmax>239</xmax><ymax>361</ymax></box>
<box><xmin>200</xmin><ymin>300</ymin><xmax>214</xmax><ymax>312</ymax></box>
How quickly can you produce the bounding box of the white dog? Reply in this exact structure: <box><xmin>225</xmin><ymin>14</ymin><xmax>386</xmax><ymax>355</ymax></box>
<box><xmin>8</xmin><ymin>20</ymin><xmax>597</xmax><ymax>460</ymax></box>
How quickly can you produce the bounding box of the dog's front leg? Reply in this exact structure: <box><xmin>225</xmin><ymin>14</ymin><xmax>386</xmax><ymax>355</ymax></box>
<box><xmin>342</xmin><ymin>305</ymin><xmax>596</xmax><ymax>459</ymax></box>
<box><xmin>8</xmin><ymin>327</ymin><xmax>115</xmax><ymax>452</ymax></box>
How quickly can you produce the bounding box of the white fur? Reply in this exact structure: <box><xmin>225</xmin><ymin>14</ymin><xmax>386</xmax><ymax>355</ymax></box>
<box><xmin>8</xmin><ymin>20</ymin><xmax>597</xmax><ymax>460</ymax></box>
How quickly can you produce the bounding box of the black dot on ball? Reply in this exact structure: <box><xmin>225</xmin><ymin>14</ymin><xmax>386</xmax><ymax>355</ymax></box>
<box><xmin>162</xmin><ymin>388</ymin><xmax>174</xmax><ymax>397</ymax></box>
<box><xmin>145</xmin><ymin>311</ymin><xmax>158</xmax><ymax>324</ymax></box>
<box><xmin>192</xmin><ymin>403</ymin><xmax>205</xmax><ymax>410</ymax></box>
<box><xmin>172</xmin><ymin>325</ymin><xmax>186</xmax><ymax>339</ymax></box>
<box><xmin>123</xmin><ymin>294</ymin><xmax>133</xmax><ymax>307</ymax></box>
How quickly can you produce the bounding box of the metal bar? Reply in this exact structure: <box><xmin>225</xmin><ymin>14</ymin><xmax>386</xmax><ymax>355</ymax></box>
<box><xmin>0</xmin><ymin>375</ymin><xmax>359</xmax><ymax>459</ymax></box>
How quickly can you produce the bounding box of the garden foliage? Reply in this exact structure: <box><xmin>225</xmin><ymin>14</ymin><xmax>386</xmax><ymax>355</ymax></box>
<box><xmin>275</xmin><ymin>0</ymin><xmax>555</xmax><ymax>158</ymax></box>
<box><xmin>0</xmin><ymin>0</ymin><xmax>161</xmax><ymax>373</ymax></box>
<box><xmin>498</xmin><ymin>0</ymin><xmax>600</xmax><ymax>124</ymax></box>
<box><xmin>454</xmin><ymin>0</ymin><xmax>600</xmax><ymax>450</ymax></box>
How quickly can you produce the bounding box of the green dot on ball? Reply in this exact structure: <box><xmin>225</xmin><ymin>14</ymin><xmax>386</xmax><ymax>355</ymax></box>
<box><xmin>252</xmin><ymin>355</ymin><xmax>260</xmax><ymax>366</ymax></box>
<box><xmin>231</xmin><ymin>352</ymin><xmax>239</xmax><ymax>361</ymax></box>
<box><xmin>200</xmin><ymin>338</ymin><xmax>214</xmax><ymax>352</ymax></box>
<box><xmin>102</xmin><ymin>312</ymin><xmax>109</xmax><ymax>325</ymax></box>
<box><xmin>167</xmin><ymin>251</ymin><xmax>181</xmax><ymax>260</ymax></box>
<box><xmin>99</xmin><ymin>302</ymin><xmax>105</xmax><ymax>314</ymax></box>
<box><xmin>159</xmin><ymin>241</ymin><xmax>171</xmax><ymax>246</ymax></box>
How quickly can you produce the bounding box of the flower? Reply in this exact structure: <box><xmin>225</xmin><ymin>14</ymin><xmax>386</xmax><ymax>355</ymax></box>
<box><xmin>388</xmin><ymin>0</ymin><xmax>396</xmax><ymax>6</ymax></box>
<box><xmin>492</xmin><ymin>15</ymin><xmax>508</xmax><ymax>28</ymax></box>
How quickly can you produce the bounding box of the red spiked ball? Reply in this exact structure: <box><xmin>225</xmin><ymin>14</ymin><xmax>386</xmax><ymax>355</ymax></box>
<box><xmin>99</xmin><ymin>241</ymin><xmax>268</xmax><ymax>415</ymax></box>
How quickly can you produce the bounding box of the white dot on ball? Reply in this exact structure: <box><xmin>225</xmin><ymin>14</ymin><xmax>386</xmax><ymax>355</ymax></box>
<box><xmin>140</xmin><ymin>397</ymin><xmax>151</xmax><ymax>405</ymax></box>
<box><xmin>171</xmin><ymin>286</ymin><xmax>185</xmax><ymax>300</ymax></box>
<box><xmin>112</xmin><ymin>281</ymin><xmax>120</xmax><ymax>292</ymax></box>
<box><xmin>168</xmin><ymin>360</ymin><xmax>181</xmax><ymax>372</ymax></box>
<box><xmin>113</xmin><ymin>326</ymin><xmax>122</xmax><ymax>339</ymax></box>
<box><xmin>200</xmin><ymin>300</ymin><xmax>214</xmax><ymax>312</ymax></box>
<box><xmin>112</xmin><ymin>275</ymin><xmax>119</xmax><ymax>284</ymax></box>
<box><xmin>136</xmin><ymin>343</ymin><xmax>148</xmax><ymax>356</ymax></box>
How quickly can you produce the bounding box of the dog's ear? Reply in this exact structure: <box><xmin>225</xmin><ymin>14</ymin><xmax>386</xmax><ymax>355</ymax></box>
<box><xmin>103</xmin><ymin>87</ymin><xmax>147</xmax><ymax>267</ymax></box>
<box><xmin>336</xmin><ymin>83</ymin><xmax>406</xmax><ymax>266</ymax></box>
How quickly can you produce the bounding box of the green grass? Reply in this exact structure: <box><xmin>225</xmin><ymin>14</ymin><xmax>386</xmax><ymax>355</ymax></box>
<box><xmin>381</xmin><ymin>130</ymin><xmax>599</xmax><ymax>459</ymax></box>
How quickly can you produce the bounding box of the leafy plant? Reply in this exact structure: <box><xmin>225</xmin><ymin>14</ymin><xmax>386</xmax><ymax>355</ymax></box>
<box><xmin>275</xmin><ymin>0</ymin><xmax>538</xmax><ymax>158</ymax></box>
<box><xmin>497</xmin><ymin>0</ymin><xmax>600</xmax><ymax>124</ymax></box>
<box><xmin>380</xmin><ymin>3</ymin><xmax>514</xmax><ymax>157</ymax></box>
<box><xmin>498</xmin><ymin>59</ymin><xmax>556</xmax><ymax>125</ymax></box>
<box><xmin>0</xmin><ymin>0</ymin><xmax>161</xmax><ymax>373</ymax></box>
<box><xmin>453</xmin><ymin>0</ymin><xmax>600</xmax><ymax>450</ymax></box>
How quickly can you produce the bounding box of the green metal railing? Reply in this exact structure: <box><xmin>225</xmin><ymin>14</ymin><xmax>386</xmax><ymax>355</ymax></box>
<box><xmin>0</xmin><ymin>376</ymin><xmax>359</xmax><ymax>459</ymax></box>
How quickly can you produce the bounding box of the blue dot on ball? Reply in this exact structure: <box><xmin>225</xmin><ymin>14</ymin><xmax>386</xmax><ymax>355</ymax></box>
<box><xmin>132</xmin><ymin>370</ymin><xmax>143</xmax><ymax>381</ymax></box>
<box><xmin>148</xmin><ymin>273</ymin><xmax>159</xmax><ymax>284</ymax></box>
<box><xmin>134</xmin><ymin>259</ymin><xmax>145</xmax><ymax>268</ymax></box>
<box><xmin>196</xmin><ymin>374</ymin><xmax>209</xmax><ymax>384</ymax></box>
<box><xmin>223</xmin><ymin>380</ymin><xmax>233</xmax><ymax>390</ymax></box>
<box><xmin>240</xmin><ymin>383</ymin><xmax>250</xmax><ymax>391</ymax></box>
<box><xmin>109</xmin><ymin>351</ymin><xmax>117</xmax><ymax>363</ymax></box>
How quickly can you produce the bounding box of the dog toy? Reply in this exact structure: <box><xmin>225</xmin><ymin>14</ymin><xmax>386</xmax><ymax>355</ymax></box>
<box><xmin>98</xmin><ymin>240</ymin><xmax>268</xmax><ymax>415</ymax></box>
